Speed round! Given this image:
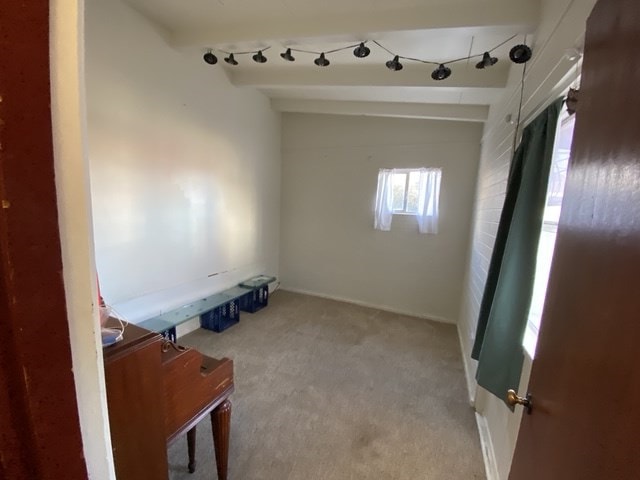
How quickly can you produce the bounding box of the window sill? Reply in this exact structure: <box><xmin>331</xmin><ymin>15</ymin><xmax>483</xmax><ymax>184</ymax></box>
<box><xmin>392</xmin><ymin>211</ymin><xmax>418</xmax><ymax>216</ymax></box>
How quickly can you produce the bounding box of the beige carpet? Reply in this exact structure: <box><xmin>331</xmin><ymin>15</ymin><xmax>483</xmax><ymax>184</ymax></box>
<box><xmin>168</xmin><ymin>290</ymin><xmax>485</xmax><ymax>480</ymax></box>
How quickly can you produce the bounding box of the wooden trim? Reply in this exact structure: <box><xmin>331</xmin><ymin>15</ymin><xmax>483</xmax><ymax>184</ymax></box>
<box><xmin>0</xmin><ymin>2</ymin><xmax>87</xmax><ymax>478</ymax></box>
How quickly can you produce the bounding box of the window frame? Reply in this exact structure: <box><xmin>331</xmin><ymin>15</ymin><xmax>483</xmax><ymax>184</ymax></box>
<box><xmin>389</xmin><ymin>168</ymin><xmax>422</xmax><ymax>215</ymax></box>
<box><xmin>522</xmin><ymin>110</ymin><xmax>575</xmax><ymax>358</ymax></box>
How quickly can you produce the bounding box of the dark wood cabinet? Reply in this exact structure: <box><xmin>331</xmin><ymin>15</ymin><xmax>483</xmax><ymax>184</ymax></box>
<box><xmin>103</xmin><ymin>324</ymin><xmax>169</xmax><ymax>480</ymax></box>
<box><xmin>103</xmin><ymin>321</ymin><xmax>234</xmax><ymax>479</ymax></box>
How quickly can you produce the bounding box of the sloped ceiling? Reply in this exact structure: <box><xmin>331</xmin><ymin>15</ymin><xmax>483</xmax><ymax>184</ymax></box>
<box><xmin>124</xmin><ymin>0</ymin><xmax>540</xmax><ymax>122</ymax></box>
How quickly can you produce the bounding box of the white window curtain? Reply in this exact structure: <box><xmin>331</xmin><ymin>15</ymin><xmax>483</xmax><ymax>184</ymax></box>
<box><xmin>374</xmin><ymin>169</ymin><xmax>393</xmax><ymax>231</ymax></box>
<box><xmin>417</xmin><ymin>168</ymin><xmax>441</xmax><ymax>234</ymax></box>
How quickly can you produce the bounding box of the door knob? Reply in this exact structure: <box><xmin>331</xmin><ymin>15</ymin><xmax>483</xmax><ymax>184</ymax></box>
<box><xmin>506</xmin><ymin>389</ymin><xmax>532</xmax><ymax>414</ymax></box>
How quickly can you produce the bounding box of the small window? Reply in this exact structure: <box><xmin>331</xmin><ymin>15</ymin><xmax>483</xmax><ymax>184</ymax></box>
<box><xmin>391</xmin><ymin>169</ymin><xmax>422</xmax><ymax>214</ymax></box>
<box><xmin>374</xmin><ymin>167</ymin><xmax>442</xmax><ymax>233</ymax></box>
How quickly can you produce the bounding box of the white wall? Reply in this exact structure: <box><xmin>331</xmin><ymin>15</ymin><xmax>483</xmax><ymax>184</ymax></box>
<box><xmin>51</xmin><ymin>0</ymin><xmax>116</xmax><ymax>478</ymax></box>
<box><xmin>456</xmin><ymin>0</ymin><xmax>597</xmax><ymax>478</ymax></box>
<box><xmin>280</xmin><ymin>114</ymin><xmax>481</xmax><ymax>322</ymax></box>
<box><xmin>85</xmin><ymin>0</ymin><xmax>281</xmax><ymax>322</ymax></box>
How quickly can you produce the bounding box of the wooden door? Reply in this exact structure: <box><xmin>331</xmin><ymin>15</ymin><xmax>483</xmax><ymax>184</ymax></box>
<box><xmin>509</xmin><ymin>0</ymin><xmax>640</xmax><ymax>478</ymax></box>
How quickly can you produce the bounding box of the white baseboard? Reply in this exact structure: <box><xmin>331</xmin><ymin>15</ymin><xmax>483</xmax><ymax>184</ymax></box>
<box><xmin>280</xmin><ymin>286</ymin><xmax>454</xmax><ymax>324</ymax></box>
<box><xmin>456</xmin><ymin>323</ymin><xmax>477</xmax><ymax>406</ymax></box>
<box><xmin>457</xmin><ymin>326</ymin><xmax>497</xmax><ymax>480</ymax></box>
<box><xmin>475</xmin><ymin>412</ymin><xmax>499</xmax><ymax>480</ymax></box>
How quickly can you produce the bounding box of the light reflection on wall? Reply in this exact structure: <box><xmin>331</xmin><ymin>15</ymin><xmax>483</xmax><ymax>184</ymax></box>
<box><xmin>85</xmin><ymin>4</ymin><xmax>279</xmax><ymax>314</ymax></box>
<box><xmin>90</xmin><ymin>120</ymin><xmax>262</xmax><ymax>305</ymax></box>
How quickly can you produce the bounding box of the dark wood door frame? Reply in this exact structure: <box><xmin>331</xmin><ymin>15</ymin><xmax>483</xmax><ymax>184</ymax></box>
<box><xmin>0</xmin><ymin>2</ymin><xmax>88</xmax><ymax>479</ymax></box>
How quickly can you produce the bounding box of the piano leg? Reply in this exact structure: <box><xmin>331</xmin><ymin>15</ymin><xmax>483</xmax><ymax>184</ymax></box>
<box><xmin>210</xmin><ymin>399</ymin><xmax>232</xmax><ymax>480</ymax></box>
<box><xmin>187</xmin><ymin>427</ymin><xmax>197</xmax><ymax>473</ymax></box>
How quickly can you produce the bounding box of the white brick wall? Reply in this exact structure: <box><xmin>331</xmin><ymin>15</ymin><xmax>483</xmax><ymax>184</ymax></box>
<box><xmin>456</xmin><ymin>1</ymin><xmax>598</xmax><ymax>478</ymax></box>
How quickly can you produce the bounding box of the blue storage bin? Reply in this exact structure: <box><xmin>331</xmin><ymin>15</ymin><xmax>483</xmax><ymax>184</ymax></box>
<box><xmin>238</xmin><ymin>285</ymin><xmax>269</xmax><ymax>313</ymax></box>
<box><xmin>200</xmin><ymin>299</ymin><xmax>240</xmax><ymax>333</ymax></box>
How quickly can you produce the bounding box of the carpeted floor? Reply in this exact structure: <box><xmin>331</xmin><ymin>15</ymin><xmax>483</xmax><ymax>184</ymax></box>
<box><xmin>168</xmin><ymin>290</ymin><xmax>485</xmax><ymax>480</ymax></box>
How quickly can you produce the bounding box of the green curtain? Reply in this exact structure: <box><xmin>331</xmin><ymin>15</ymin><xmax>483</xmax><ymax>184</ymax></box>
<box><xmin>472</xmin><ymin>98</ymin><xmax>563</xmax><ymax>407</ymax></box>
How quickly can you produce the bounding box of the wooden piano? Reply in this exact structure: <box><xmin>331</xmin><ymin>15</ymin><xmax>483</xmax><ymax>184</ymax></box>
<box><xmin>103</xmin><ymin>321</ymin><xmax>234</xmax><ymax>479</ymax></box>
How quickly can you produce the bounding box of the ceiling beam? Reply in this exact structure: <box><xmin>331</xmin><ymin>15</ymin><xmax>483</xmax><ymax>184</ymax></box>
<box><xmin>170</xmin><ymin>0</ymin><xmax>539</xmax><ymax>47</ymax></box>
<box><xmin>272</xmin><ymin>99</ymin><xmax>489</xmax><ymax>122</ymax></box>
<box><xmin>228</xmin><ymin>63</ymin><xmax>509</xmax><ymax>89</ymax></box>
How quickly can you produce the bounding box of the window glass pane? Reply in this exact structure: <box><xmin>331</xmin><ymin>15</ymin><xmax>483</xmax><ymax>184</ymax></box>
<box><xmin>522</xmin><ymin>225</ymin><xmax>558</xmax><ymax>356</ymax></box>
<box><xmin>406</xmin><ymin>171</ymin><xmax>421</xmax><ymax>213</ymax></box>
<box><xmin>523</xmin><ymin>112</ymin><xmax>575</xmax><ymax>358</ymax></box>
<box><xmin>391</xmin><ymin>173</ymin><xmax>406</xmax><ymax>211</ymax></box>
<box><xmin>544</xmin><ymin>115</ymin><xmax>574</xmax><ymax>224</ymax></box>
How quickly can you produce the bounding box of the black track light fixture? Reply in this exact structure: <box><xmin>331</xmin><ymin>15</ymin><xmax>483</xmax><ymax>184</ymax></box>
<box><xmin>353</xmin><ymin>42</ymin><xmax>370</xmax><ymax>58</ymax></box>
<box><xmin>252</xmin><ymin>50</ymin><xmax>268</xmax><ymax>63</ymax></box>
<box><xmin>431</xmin><ymin>64</ymin><xmax>451</xmax><ymax>81</ymax></box>
<box><xmin>280</xmin><ymin>48</ymin><xmax>295</xmax><ymax>62</ymax></box>
<box><xmin>509</xmin><ymin>44</ymin><xmax>532</xmax><ymax>64</ymax></box>
<box><xmin>224</xmin><ymin>53</ymin><xmax>238</xmax><ymax>66</ymax></box>
<box><xmin>314</xmin><ymin>52</ymin><xmax>330</xmax><ymax>67</ymax></box>
<box><xmin>203</xmin><ymin>50</ymin><xmax>218</xmax><ymax>65</ymax></box>
<box><xmin>198</xmin><ymin>35</ymin><xmax>530</xmax><ymax>82</ymax></box>
<box><xmin>385</xmin><ymin>55</ymin><xmax>403</xmax><ymax>71</ymax></box>
<box><xmin>476</xmin><ymin>52</ymin><xmax>498</xmax><ymax>69</ymax></box>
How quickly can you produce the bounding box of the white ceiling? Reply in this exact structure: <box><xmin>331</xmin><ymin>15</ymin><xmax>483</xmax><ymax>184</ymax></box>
<box><xmin>125</xmin><ymin>0</ymin><xmax>541</xmax><ymax>122</ymax></box>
